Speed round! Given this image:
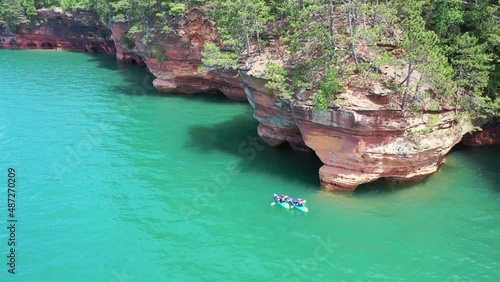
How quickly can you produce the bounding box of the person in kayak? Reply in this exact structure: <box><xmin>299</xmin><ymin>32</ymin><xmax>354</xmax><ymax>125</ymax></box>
<box><xmin>280</xmin><ymin>194</ymin><xmax>289</xmax><ymax>203</ymax></box>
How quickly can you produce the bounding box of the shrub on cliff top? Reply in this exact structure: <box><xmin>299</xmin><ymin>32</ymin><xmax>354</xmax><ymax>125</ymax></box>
<box><xmin>120</xmin><ymin>35</ymin><xmax>134</xmax><ymax>49</ymax></box>
<box><xmin>152</xmin><ymin>45</ymin><xmax>167</xmax><ymax>63</ymax></box>
<box><xmin>199</xmin><ymin>42</ymin><xmax>238</xmax><ymax>73</ymax></box>
<box><xmin>313</xmin><ymin>67</ymin><xmax>342</xmax><ymax>110</ymax></box>
<box><xmin>264</xmin><ymin>61</ymin><xmax>294</xmax><ymax>101</ymax></box>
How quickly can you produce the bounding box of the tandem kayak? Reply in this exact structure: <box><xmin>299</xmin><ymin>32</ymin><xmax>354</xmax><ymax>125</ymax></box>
<box><xmin>287</xmin><ymin>197</ymin><xmax>309</xmax><ymax>213</ymax></box>
<box><xmin>274</xmin><ymin>193</ymin><xmax>291</xmax><ymax>210</ymax></box>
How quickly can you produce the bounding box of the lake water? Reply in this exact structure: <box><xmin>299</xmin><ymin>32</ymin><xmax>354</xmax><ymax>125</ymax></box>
<box><xmin>0</xmin><ymin>49</ymin><xmax>499</xmax><ymax>281</ymax></box>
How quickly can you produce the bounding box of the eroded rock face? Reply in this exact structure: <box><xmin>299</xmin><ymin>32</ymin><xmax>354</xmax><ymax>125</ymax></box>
<box><xmin>241</xmin><ymin>71</ymin><xmax>471</xmax><ymax>191</ymax></box>
<box><xmin>108</xmin><ymin>23</ymin><xmax>144</xmax><ymax>65</ymax></box>
<box><xmin>107</xmin><ymin>7</ymin><xmax>476</xmax><ymax>192</ymax></box>
<box><xmin>295</xmin><ymin>108</ymin><xmax>466</xmax><ymax>191</ymax></box>
<box><xmin>0</xmin><ymin>8</ymin><xmax>115</xmax><ymax>53</ymax></box>
<box><xmin>110</xmin><ymin>8</ymin><xmax>246</xmax><ymax>101</ymax></box>
<box><xmin>11</xmin><ymin>7</ymin><xmax>479</xmax><ymax>192</ymax></box>
<box><xmin>462</xmin><ymin>122</ymin><xmax>500</xmax><ymax>146</ymax></box>
<box><xmin>241</xmin><ymin>73</ymin><xmax>310</xmax><ymax>152</ymax></box>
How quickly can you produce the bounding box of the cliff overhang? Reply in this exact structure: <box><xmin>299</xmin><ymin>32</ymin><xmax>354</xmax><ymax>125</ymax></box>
<box><xmin>2</xmin><ymin>7</ymin><xmax>498</xmax><ymax>192</ymax></box>
<box><xmin>0</xmin><ymin>8</ymin><xmax>114</xmax><ymax>53</ymax></box>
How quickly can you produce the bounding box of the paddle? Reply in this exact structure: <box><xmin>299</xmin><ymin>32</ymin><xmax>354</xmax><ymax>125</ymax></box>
<box><xmin>271</xmin><ymin>202</ymin><xmax>275</xmax><ymax>206</ymax></box>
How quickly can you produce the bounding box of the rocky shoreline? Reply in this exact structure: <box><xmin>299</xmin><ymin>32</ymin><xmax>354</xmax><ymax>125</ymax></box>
<box><xmin>2</xmin><ymin>8</ymin><xmax>498</xmax><ymax>191</ymax></box>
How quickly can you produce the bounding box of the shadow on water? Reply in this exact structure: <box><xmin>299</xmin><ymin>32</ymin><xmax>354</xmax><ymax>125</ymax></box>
<box><xmin>84</xmin><ymin>52</ymin><xmax>247</xmax><ymax>105</ymax></box>
<box><xmin>157</xmin><ymin>90</ymin><xmax>247</xmax><ymax>105</ymax></box>
<box><xmin>450</xmin><ymin>143</ymin><xmax>500</xmax><ymax>192</ymax></box>
<box><xmin>82</xmin><ymin>52</ymin><xmax>160</xmax><ymax>96</ymax></box>
<box><xmin>354</xmin><ymin>178</ymin><xmax>421</xmax><ymax>196</ymax></box>
<box><xmin>186</xmin><ymin>114</ymin><xmax>323</xmax><ymax>187</ymax></box>
<box><xmin>83</xmin><ymin>52</ymin><xmax>129</xmax><ymax>71</ymax></box>
<box><xmin>354</xmin><ymin>143</ymin><xmax>500</xmax><ymax>195</ymax></box>
<box><xmin>81</xmin><ymin>52</ymin><xmax>320</xmax><ymax>188</ymax></box>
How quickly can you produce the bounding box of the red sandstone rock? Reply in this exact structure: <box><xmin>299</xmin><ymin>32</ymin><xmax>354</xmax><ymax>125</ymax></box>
<box><xmin>107</xmin><ymin>7</ymin><xmax>474</xmax><ymax>191</ymax></box>
<box><xmin>462</xmin><ymin>123</ymin><xmax>500</xmax><ymax>146</ymax></box>
<box><xmin>110</xmin><ymin>24</ymin><xmax>144</xmax><ymax>65</ymax></box>
<box><xmin>241</xmin><ymin>70</ymin><xmax>470</xmax><ymax>191</ymax></box>
<box><xmin>110</xmin><ymin>8</ymin><xmax>246</xmax><ymax>101</ymax></box>
<box><xmin>6</xmin><ymin>7</ymin><xmax>485</xmax><ymax>192</ymax></box>
<box><xmin>0</xmin><ymin>8</ymin><xmax>115</xmax><ymax>53</ymax></box>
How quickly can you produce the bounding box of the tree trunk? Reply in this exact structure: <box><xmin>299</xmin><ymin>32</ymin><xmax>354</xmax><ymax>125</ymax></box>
<box><xmin>348</xmin><ymin>2</ymin><xmax>359</xmax><ymax>70</ymax></box>
<box><xmin>246</xmin><ymin>30</ymin><xmax>250</xmax><ymax>56</ymax></box>
<box><xmin>256</xmin><ymin>30</ymin><xmax>261</xmax><ymax>53</ymax></box>
<box><xmin>401</xmin><ymin>61</ymin><xmax>414</xmax><ymax>110</ymax></box>
<box><xmin>372</xmin><ymin>0</ymin><xmax>379</xmax><ymax>27</ymax></box>
<box><xmin>174</xmin><ymin>0</ymin><xmax>180</xmax><ymax>27</ymax></box>
<box><xmin>455</xmin><ymin>67</ymin><xmax>464</xmax><ymax>114</ymax></box>
<box><xmin>363</xmin><ymin>0</ymin><xmax>367</xmax><ymax>28</ymax></box>
<box><xmin>329</xmin><ymin>0</ymin><xmax>335</xmax><ymax>39</ymax></box>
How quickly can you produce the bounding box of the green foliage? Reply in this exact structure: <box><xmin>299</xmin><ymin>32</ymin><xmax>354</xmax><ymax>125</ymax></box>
<box><xmin>448</xmin><ymin>33</ymin><xmax>493</xmax><ymax>113</ymax></box>
<box><xmin>426</xmin><ymin>0</ymin><xmax>463</xmax><ymax>37</ymax></box>
<box><xmin>120</xmin><ymin>34</ymin><xmax>134</xmax><ymax>49</ymax></box>
<box><xmin>0</xmin><ymin>0</ymin><xmax>29</xmax><ymax>32</ymax></box>
<box><xmin>427</xmin><ymin>114</ymin><xmax>439</xmax><ymax>128</ymax></box>
<box><xmin>206</xmin><ymin>0</ymin><xmax>272</xmax><ymax>53</ymax></box>
<box><xmin>0</xmin><ymin>0</ymin><xmax>497</xmax><ymax>119</ymax></box>
<box><xmin>333</xmin><ymin>97</ymin><xmax>351</xmax><ymax>107</ymax></box>
<box><xmin>319</xmin><ymin>67</ymin><xmax>341</xmax><ymax>97</ymax></box>
<box><xmin>199</xmin><ymin>42</ymin><xmax>237</xmax><ymax>73</ymax></box>
<box><xmin>426</xmin><ymin>99</ymin><xmax>440</xmax><ymax>111</ymax></box>
<box><xmin>152</xmin><ymin>45</ymin><xmax>167</xmax><ymax>63</ymax></box>
<box><xmin>313</xmin><ymin>67</ymin><xmax>342</xmax><ymax>110</ymax></box>
<box><xmin>264</xmin><ymin>61</ymin><xmax>294</xmax><ymax>100</ymax></box>
<box><xmin>0</xmin><ymin>0</ymin><xmax>100</xmax><ymax>31</ymax></box>
<box><xmin>22</xmin><ymin>0</ymin><xmax>37</xmax><ymax>17</ymax></box>
<box><xmin>313</xmin><ymin>91</ymin><xmax>329</xmax><ymax>110</ymax></box>
<box><xmin>168</xmin><ymin>3</ymin><xmax>186</xmax><ymax>16</ymax></box>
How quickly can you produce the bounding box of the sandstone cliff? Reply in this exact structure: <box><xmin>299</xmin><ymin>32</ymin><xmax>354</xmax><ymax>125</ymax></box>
<box><xmin>110</xmin><ymin>8</ymin><xmax>246</xmax><ymax>101</ymax></box>
<box><xmin>110</xmin><ymin>8</ymin><xmax>479</xmax><ymax>191</ymax></box>
<box><xmin>462</xmin><ymin>122</ymin><xmax>500</xmax><ymax>146</ymax></box>
<box><xmin>240</xmin><ymin>71</ymin><xmax>473</xmax><ymax>190</ymax></box>
<box><xmin>1</xmin><ymin>8</ymin><xmax>495</xmax><ymax>192</ymax></box>
<box><xmin>0</xmin><ymin>8</ymin><xmax>114</xmax><ymax>53</ymax></box>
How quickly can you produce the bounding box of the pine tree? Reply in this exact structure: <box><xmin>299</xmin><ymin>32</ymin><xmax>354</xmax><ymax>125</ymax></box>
<box><xmin>399</xmin><ymin>17</ymin><xmax>451</xmax><ymax>109</ymax></box>
<box><xmin>449</xmin><ymin>32</ymin><xmax>493</xmax><ymax>114</ymax></box>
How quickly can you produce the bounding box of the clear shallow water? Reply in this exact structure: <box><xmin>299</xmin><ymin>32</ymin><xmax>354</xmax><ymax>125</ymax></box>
<box><xmin>0</xmin><ymin>49</ymin><xmax>499</xmax><ymax>281</ymax></box>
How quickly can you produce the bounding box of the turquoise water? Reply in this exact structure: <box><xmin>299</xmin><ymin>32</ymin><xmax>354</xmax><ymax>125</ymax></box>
<box><xmin>0</xmin><ymin>49</ymin><xmax>499</xmax><ymax>281</ymax></box>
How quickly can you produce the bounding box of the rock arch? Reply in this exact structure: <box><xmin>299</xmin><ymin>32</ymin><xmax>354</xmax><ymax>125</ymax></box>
<box><xmin>90</xmin><ymin>45</ymin><xmax>107</xmax><ymax>53</ymax></box>
<box><xmin>40</xmin><ymin>42</ymin><xmax>54</xmax><ymax>49</ymax></box>
<box><xmin>25</xmin><ymin>42</ymin><xmax>37</xmax><ymax>48</ymax></box>
<box><xmin>124</xmin><ymin>58</ymin><xmax>138</xmax><ymax>64</ymax></box>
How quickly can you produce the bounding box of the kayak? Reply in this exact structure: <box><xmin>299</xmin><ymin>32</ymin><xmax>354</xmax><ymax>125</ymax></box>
<box><xmin>287</xmin><ymin>197</ymin><xmax>309</xmax><ymax>213</ymax></box>
<box><xmin>273</xmin><ymin>193</ymin><xmax>291</xmax><ymax>210</ymax></box>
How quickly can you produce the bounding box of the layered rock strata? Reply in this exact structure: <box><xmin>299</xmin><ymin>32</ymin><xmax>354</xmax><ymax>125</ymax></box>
<box><xmin>111</xmin><ymin>8</ymin><xmax>477</xmax><ymax>191</ymax></box>
<box><xmin>241</xmin><ymin>72</ymin><xmax>471</xmax><ymax>191</ymax></box>
<box><xmin>110</xmin><ymin>8</ymin><xmax>246</xmax><ymax>101</ymax></box>
<box><xmin>462</xmin><ymin>122</ymin><xmax>500</xmax><ymax>146</ymax></box>
<box><xmin>0</xmin><ymin>8</ymin><xmax>114</xmax><ymax>53</ymax></box>
<box><xmin>3</xmin><ymin>8</ymin><xmax>491</xmax><ymax>191</ymax></box>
